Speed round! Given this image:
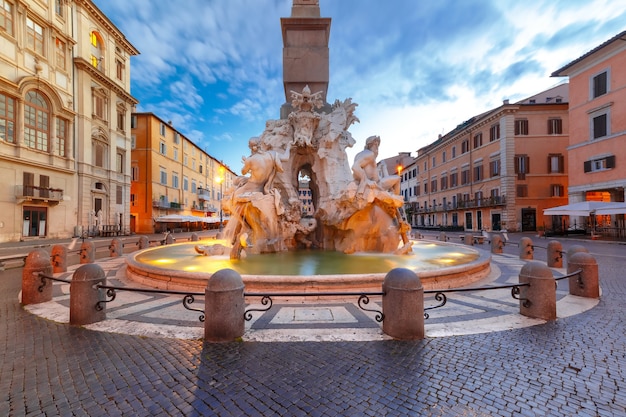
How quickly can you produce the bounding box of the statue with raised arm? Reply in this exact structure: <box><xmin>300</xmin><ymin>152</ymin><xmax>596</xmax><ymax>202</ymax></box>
<box><xmin>235</xmin><ymin>137</ymin><xmax>291</xmax><ymax>197</ymax></box>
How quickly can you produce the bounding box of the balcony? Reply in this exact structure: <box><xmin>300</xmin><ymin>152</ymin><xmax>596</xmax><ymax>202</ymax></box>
<box><xmin>152</xmin><ymin>200</ymin><xmax>184</xmax><ymax>210</ymax></box>
<box><xmin>409</xmin><ymin>195</ymin><xmax>507</xmax><ymax>214</ymax></box>
<box><xmin>16</xmin><ymin>185</ymin><xmax>63</xmax><ymax>205</ymax></box>
<box><xmin>197</xmin><ymin>188</ymin><xmax>211</xmax><ymax>201</ymax></box>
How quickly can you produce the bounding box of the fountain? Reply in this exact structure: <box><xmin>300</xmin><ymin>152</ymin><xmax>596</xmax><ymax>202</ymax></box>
<box><xmin>125</xmin><ymin>0</ymin><xmax>491</xmax><ymax>292</ymax></box>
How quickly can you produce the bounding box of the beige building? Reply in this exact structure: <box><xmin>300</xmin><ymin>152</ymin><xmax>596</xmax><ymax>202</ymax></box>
<box><xmin>130</xmin><ymin>113</ymin><xmax>236</xmax><ymax>234</ymax></box>
<box><xmin>552</xmin><ymin>30</ymin><xmax>626</xmax><ymax>235</ymax></box>
<box><xmin>0</xmin><ymin>0</ymin><xmax>138</xmax><ymax>242</ymax></box>
<box><xmin>402</xmin><ymin>84</ymin><xmax>569</xmax><ymax>233</ymax></box>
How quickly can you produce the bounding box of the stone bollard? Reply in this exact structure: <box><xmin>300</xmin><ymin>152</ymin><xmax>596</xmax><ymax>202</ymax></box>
<box><xmin>565</xmin><ymin>245</ymin><xmax>589</xmax><ymax>268</ymax></box>
<box><xmin>51</xmin><ymin>244</ymin><xmax>68</xmax><ymax>273</ymax></box>
<box><xmin>518</xmin><ymin>261</ymin><xmax>556</xmax><ymax>321</ymax></box>
<box><xmin>21</xmin><ymin>249</ymin><xmax>54</xmax><ymax>305</ymax></box>
<box><xmin>137</xmin><ymin>235</ymin><xmax>150</xmax><ymax>250</ymax></box>
<box><xmin>464</xmin><ymin>233</ymin><xmax>474</xmax><ymax>246</ymax></box>
<box><xmin>109</xmin><ymin>237</ymin><xmax>123</xmax><ymax>257</ymax></box>
<box><xmin>80</xmin><ymin>241</ymin><xmax>95</xmax><ymax>264</ymax></box>
<box><xmin>382</xmin><ymin>268</ymin><xmax>424</xmax><ymax>340</ymax></box>
<box><xmin>546</xmin><ymin>240</ymin><xmax>563</xmax><ymax>268</ymax></box>
<box><xmin>191</xmin><ymin>233</ymin><xmax>199</xmax><ymax>242</ymax></box>
<box><xmin>70</xmin><ymin>264</ymin><xmax>106</xmax><ymax>325</ymax></box>
<box><xmin>439</xmin><ymin>232</ymin><xmax>447</xmax><ymax>242</ymax></box>
<box><xmin>519</xmin><ymin>237</ymin><xmax>534</xmax><ymax>260</ymax></box>
<box><xmin>567</xmin><ymin>252</ymin><xmax>599</xmax><ymax>298</ymax></box>
<box><xmin>165</xmin><ymin>233</ymin><xmax>175</xmax><ymax>245</ymax></box>
<box><xmin>491</xmin><ymin>235</ymin><xmax>504</xmax><ymax>254</ymax></box>
<box><xmin>204</xmin><ymin>269</ymin><xmax>245</xmax><ymax>342</ymax></box>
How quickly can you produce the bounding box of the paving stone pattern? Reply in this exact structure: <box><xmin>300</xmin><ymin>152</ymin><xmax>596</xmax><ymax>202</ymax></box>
<box><xmin>1</xmin><ymin>238</ymin><xmax>625</xmax><ymax>416</ymax></box>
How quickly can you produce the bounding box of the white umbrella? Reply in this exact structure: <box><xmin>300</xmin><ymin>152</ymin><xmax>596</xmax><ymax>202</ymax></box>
<box><xmin>595</xmin><ymin>202</ymin><xmax>626</xmax><ymax>215</ymax></box>
<box><xmin>543</xmin><ymin>201</ymin><xmax>614</xmax><ymax>216</ymax></box>
<box><xmin>155</xmin><ymin>214</ymin><xmax>204</xmax><ymax>223</ymax></box>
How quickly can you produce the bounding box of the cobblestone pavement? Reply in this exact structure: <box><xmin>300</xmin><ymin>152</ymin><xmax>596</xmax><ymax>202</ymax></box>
<box><xmin>1</xmin><ymin>235</ymin><xmax>625</xmax><ymax>416</ymax></box>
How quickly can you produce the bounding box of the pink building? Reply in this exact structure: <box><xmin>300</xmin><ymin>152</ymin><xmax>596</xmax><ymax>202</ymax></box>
<box><xmin>552</xmin><ymin>30</ymin><xmax>626</xmax><ymax>235</ymax></box>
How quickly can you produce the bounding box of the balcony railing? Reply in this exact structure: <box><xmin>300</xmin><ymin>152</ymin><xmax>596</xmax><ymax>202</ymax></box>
<box><xmin>16</xmin><ymin>185</ymin><xmax>64</xmax><ymax>204</ymax></box>
<box><xmin>152</xmin><ymin>200</ymin><xmax>184</xmax><ymax>210</ymax></box>
<box><xmin>408</xmin><ymin>195</ymin><xmax>507</xmax><ymax>214</ymax></box>
<box><xmin>197</xmin><ymin>189</ymin><xmax>211</xmax><ymax>201</ymax></box>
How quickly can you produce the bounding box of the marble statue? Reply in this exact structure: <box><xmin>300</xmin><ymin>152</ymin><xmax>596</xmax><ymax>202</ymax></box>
<box><xmin>222</xmin><ymin>86</ymin><xmax>412</xmax><ymax>258</ymax></box>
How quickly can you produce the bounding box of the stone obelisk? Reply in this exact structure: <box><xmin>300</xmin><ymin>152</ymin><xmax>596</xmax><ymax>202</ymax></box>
<box><xmin>280</xmin><ymin>0</ymin><xmax>331</xmax><ymax>118</ymax></box>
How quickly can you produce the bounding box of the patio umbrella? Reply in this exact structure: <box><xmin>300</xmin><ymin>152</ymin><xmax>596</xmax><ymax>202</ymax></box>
<box><xmin>543</xmin><ymin>201</ymin><xmax>614</xmax><ymax>216</ymax></box>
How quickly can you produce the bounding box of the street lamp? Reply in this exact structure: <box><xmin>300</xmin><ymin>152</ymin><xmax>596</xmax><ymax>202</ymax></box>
<box><xmin>216</xmin><ymin>166</ymin><xmax>224</xmax><ymax>230</ymax></box>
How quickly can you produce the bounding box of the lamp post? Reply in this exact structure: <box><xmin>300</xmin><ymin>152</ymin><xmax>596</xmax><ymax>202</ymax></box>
<box><xmin>216</xmin><ymin>166</ymin><xmax>224</xmax><ymax>230</ymax></box>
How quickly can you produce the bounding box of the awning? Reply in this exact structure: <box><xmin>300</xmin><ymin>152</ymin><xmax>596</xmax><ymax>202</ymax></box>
<box><xmin>543</xmin><ymin>201</ymin><xmax>626</xmax><ymax>216</ymax></box>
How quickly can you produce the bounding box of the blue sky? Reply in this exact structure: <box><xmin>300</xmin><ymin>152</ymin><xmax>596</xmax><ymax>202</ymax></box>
<box><xmin>93</xmin><ymin>0</ymin><xmax>626</xmax><ymax>171</ymax></box>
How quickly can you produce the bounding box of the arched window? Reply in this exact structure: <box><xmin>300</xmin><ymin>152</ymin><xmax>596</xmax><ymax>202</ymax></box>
<box><xmin>24</xmin><ymin>90</ymin><xmax>49</xmax><ymax>151</ymax></box>
<box><xmin>90</xmin><ymin>31</ymin><xmax>103</xmax><ymax>70</ymax></box>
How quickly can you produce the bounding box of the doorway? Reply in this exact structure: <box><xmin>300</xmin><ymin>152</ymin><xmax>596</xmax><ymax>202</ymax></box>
<box><xmin>23</xmin><ymin>206</ymin><xmax>47</xmax><ymax>237</ymax></box>
<box><xmin>465</xmin><ymin>212</ymin><xmax>473</xmax><ymax>230</ymax></box>
<box><xmin>521</xmin><ymin>208</ymin><xmax>536</xmax><ymax>231</ymax></box>
<box><xmin>492</xmin><ymin>213</ymin><xmax>502</xmax><ymax>231</ymax></box>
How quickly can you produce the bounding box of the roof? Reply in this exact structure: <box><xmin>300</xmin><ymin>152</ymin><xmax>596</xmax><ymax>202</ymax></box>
<box><xmin>551</xmin><ymin>30</ymin><xmax>626</xmax><ymax>77</ymax></box>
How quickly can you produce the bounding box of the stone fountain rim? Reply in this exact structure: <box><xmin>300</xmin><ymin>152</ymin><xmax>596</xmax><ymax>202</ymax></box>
<box><xmin>124</xmin><ymin>242</ymin><xmax>492</xmax><ymax>292</ymax></box>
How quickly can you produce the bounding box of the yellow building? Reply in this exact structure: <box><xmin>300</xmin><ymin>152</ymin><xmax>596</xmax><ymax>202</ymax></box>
<box><xmin>0</xmin><ymin>0</ymin><xmax>137</xmax><ymax>241</ymax></box>
<box><xmin>130</xmin><ymin>113</ymin><xmax>236</xmax><ymax>234</ymax></box>
<box><xmin>402</xmin><ymin>84</ymin><xmax>569</xmax><ymax>233</ymax></box>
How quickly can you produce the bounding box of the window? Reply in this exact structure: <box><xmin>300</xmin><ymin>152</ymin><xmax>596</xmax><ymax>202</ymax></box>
<box><xmin>92</xmin><ymin>88</ymin><xmax>107</xmax><ymax>120</ymax></box>
<box><xmin>490</xmin><ymin>124</ymin><xmax>500</xmax><ymax>142</ymax></box>
<box><xmin>90</xmin><ymin>31</ymin><xmax>103</xmax><ymax>70</ymax></box>
<box><xmin>514</xmin><ymin>119</ymin><xmax>528</xmax><ymax>136</ymax></box>
<box><xmin>131</xmin><ymin>115</ymin><xmax>137</xmax><ymax>129</ymax></box>
<box><xmin>461</xmin><ymin>169</ymin><xmax>470</xmax><ymax>185</ymax></box>
<box><xmin>517</xmin><ymin>184</ymin><xmax>528</xmax><ymax>197</ymax></box>
<box><xmin>131</xmin><ymin>134</ymin><xmax>136</xmax><ymax>149</ymax></box>
<box><xmin>592</xmin><ymin>113</ymin><xmax>608</xmax><ymax>139</ymax></box>
<box><xmin>184</xmin><ymin>155</ymin><xmax>188</xmax><ymax>166</ymax></box>
<box><xmin>172</xmin><ymin>172</ymin><xmax>179</xmax><ymax>189</ymax></box>
<box><xmin>452</xmin><ymin>146</ymin><xmax>456</xmax><ymax>158</ymax></box>
<box><xmin>131</xmin><ymin>165</ymin><xmax>139</xmax><ymax>181</ymax></box>
<box><xmin>473</xmin><ymin>133</ymin><xmax>482</xmax><ymax>149</ymax></box>
<box><xmin>159</xmin><ymin>142</ymin><xmax>166</xmax><ymax>155</ymax></box>
<box><xmin>0</xmin><ymin>93</ymin><xmax>15</xmax><ymax>143</ymax></box>
<box><xmin>442</xmin><ymin>151</ymin><xmax>446</xmax><ymax>163</ymax></box>
<box><xmin>548</xmin><ymin>118</ymin><xmax>562</xmax><ymax>135</ymax></box>
<box><xmin>461</xmin><ymin>139</ymin><xmax>469</xmax><ymax>154</ymax></box>
<box><xmin>173</xmin><ymin>148</ymin><xmax>178</xmax><ymax>161</ymax></box>
<box><xmin>450</xmin><ymin>172</ymin><xmax>458</xmax><ymax>188</ymax></box>
<box><xmin>199</xmin><ymin>165</ymin><xmax>203</xmax><ymax>174</ymax></box>
<box><xmin>94</xmin><ymin>142</ymin><xmax>104</xmax><ymax>167</ymax></box>
<box><xmin>116</xmin><ymin>108</ymin><xmax>125</xmax><ymax>131</ymax></box>
<box><xmin>55</xmin><ymin>118</ymin><xmax>67</xmax><ymax>157</ymax></box>
<box><xmin>191</xmin><ymin>180</ymin><xmax>197</xmax><ymax>193</ymax></box>
<box><xmin>440</xmin><ymin>176</ymin><xmax>448</xmax><ymax>190</ymax></box>
<box><xmin>24</xmin><ymin>91</ymin><xmax>49</xmax><ymax>151</ymax></box>
<box><xmin>424</xmin><ymin>182</ymin><xmax>428</xmax><ymax>194</ymax></box>
<box><xmin>115</xmin><ymin>59</ymin><xmax>124</xmax><ymax>81</ymax></box>
<box><xmin>160</xmin><ymin>123</ymin><xmax>166</xmax><ymax>136</ymax></box>
<box><xmin>183</xmin><ymin>177</ymin><xmax>189</xmax><ymax>191</ymax></box>
<box><xmin>592</xmin><ymin>71</ymin><xmax>607</xmax><ymax>98</ymax></box>
<box><xmin>473</xmin><ymin>164</ymin><xmax>483</xmax><ymax>181</ymax></box>
<box><xmin>1</xmin><ymin>0</ymin><xmax>13</xmax><ymax>35</ymax></box>
<box><xmin>431</xmin><ymin>156</ymin><xmax>436</xmax><ymax>168</ymax></box>
<box><xmin>160</xmin><ymin>168</ymin><xmax>167</xmax><ymax>185</ymax></box>
<box><xmin>514</xmin><ymin>155</ymin><xmax>529</xmax><ymax>176</ymax></box>
<box><xmin>26</xmin><ymin>17</ymin><xmax>44</xmax><ymax>56</ymax></box>
<box><xmin>415</xmin><ymin>184</ymin><xmax>420</xmax><ymax>196</ymax></box>
<box><xmin>55</xmin><ymin>38</ymin><xmax>66</xmax><ymax>70</ymax></box>
<box><xmin>116</xmin><ymin>185</ymin><xmax>123</xmax><ymax>205</ymax></box>
<box><xmin>490</xmin><ymin>159</ymin><xmax>500</xmax><ymax>177</ymax></box>
<box><xmin>116</xmin><ymin>151</ymin><xmax>124</xmax><ymax>173</ymax></box>
<box><xmin>430</xmin><ymin>179</ymin><xmax>437</xmax><ymax>193</ymax></box>
<box><xmin>584</xmin><ymin>155</ymin><xmax>615</xmax><ymax>173</ymax></box>
<box><xmin>551</xmin><ymin>184</ymin><xmax>564</xmax><ymax>197</ymax></box>
<box><xmin>174</xmin><ymin>133</ymin><xmax>180</xmax><ymax>144</ymax></box>
<box><xmin>55</xmin><ymin>0</ymin><xmax>64</xmax><ymax>17</ymax></box>
<box><xmin>548</xmin><ymin>154</ymin><xmax>564</xmax><ymax>173</ymax></box>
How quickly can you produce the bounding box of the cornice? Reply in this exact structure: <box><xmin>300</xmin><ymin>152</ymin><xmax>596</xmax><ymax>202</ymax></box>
<box><xmin>74</xmin><ymin>57</ymin><xmax>139</xmax><ymax>105</ymax></box>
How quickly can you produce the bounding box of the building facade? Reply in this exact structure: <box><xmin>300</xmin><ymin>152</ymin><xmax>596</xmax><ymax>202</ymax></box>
<box><xmin>130</xmin><ymin>113</ymin><xmax>236</xmax><ymax>234</ymax></box>
<box><xmin>552</xmin><ymin>30</ymin><xmax>626</xmax><ymax>230</ymax></box>
<box><xmin>0</xmin><ymin>0</ymin><xmax>137</xmax><ymax>242</ymax></box>
<box><xmin>402</xmin><ymin>84</ymin><xmax>569</xmax><ymax>233</ymax></box>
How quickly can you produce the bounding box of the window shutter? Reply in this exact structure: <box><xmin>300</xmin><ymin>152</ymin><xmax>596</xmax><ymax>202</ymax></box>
<box><xmin>558</xmin><ymin>155</ymin><xmax>564</xmax><ymax>173</ymax></box>
<box><xmin>606</xmin><ymin>155</ymin><xmax>616</xmax><ymax>169</ymax></box>
<box><xmin>584</xmin><ymin>160</ymin><xmax>592</xmax><ymax>173</ymax></box>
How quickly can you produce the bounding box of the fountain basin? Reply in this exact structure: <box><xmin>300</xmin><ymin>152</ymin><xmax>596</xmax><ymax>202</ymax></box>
<box><xmin>125</xmin><ymin>240</ymin><xmax>491</xmax><ymax>293</ymax></box>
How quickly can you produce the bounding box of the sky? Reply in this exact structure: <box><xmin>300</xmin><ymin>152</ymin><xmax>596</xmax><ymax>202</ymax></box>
<box><xmin>93</xmin><ymin>0</ymin><xmax>626</xmax><ymax>172</ymax></box>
